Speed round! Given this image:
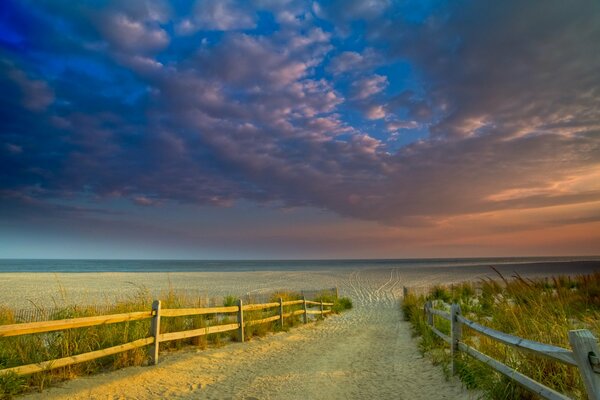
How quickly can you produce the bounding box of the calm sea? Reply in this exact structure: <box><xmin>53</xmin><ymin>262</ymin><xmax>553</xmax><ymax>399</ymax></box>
<box><xmin>0</xmin><ymin>257</ymin><xmax>598</xmax><ymax>273</ymax></box>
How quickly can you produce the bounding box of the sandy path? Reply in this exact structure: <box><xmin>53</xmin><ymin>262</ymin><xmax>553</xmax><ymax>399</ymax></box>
<box><xmin>22</xmin><ymin>268</ymin><xmax>479</xmax><ymax>400</ymax></box>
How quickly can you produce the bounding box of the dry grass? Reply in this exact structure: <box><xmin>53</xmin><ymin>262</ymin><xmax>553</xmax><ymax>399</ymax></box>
<box><xmin>0</xmin><ymin>287</ymin><xmax>350</xmax><ymax>399</ymax></box>
<box><xmin>402</xmin><ymin>271</ymin><xmax>600</xmax><ymax>400</ymax></box>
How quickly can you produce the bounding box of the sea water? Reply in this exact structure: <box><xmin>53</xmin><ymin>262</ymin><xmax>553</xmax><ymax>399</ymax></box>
<box><xmin>0</xmin><ymin>256</ymin><xmax>597</xmax><ymax>273</ymax></box>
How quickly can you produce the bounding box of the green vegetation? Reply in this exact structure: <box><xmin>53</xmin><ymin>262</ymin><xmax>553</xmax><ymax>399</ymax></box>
<box><xmin>0</xmin><ymin>288</ymin><xmax>349</xmax><ymax>399</ymax></box>
<box><xmin>313</xmin><ymin>292</ymin><xmax>353</xmax><ymax>314</ymax></box>
<box><xmin>402</xmin><ymin>272</ymin><xmax>600</xmax><ymax>400</ymax></box>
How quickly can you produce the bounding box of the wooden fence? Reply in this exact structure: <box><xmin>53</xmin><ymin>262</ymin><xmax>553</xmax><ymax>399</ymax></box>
<box><xmin>11</xmin><ymin>287</ymin><xmax>339</xmax><ymax>323</ymax></box>
<box><xmin>422</xmin><ymin>298</ymin><xmax>600</xmax><ymax>400</ymax></box>
<box><xmin>0</xmin><ymin>297</ymin><xmax>334</xmax><ymax>377</ymax></box>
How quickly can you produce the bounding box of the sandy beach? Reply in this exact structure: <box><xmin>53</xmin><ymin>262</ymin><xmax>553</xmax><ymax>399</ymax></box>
<box><xmin>1</xmin><ymin>260</ymin><xmax>595</xmax><ymax>399</ymax></box>
<box><xmin>2</xmin><ymin>260</ymin><xmax>598</xmax><ymax>310</ymax></box>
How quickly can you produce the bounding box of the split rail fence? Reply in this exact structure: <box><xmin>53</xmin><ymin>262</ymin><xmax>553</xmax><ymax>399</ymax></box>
<box><xmin>0</xmin><ymin>297</ymin><xmax>333</xmax><ymax>377</ymax></box>
<box><xmin>421</xmin><ymin>297</ymin><xmax>600</xmax><ymax>400</ymax></box>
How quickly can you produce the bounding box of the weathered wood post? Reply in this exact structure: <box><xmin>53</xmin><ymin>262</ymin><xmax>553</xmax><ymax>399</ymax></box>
<box><xmin>150</xmin><ymin>300</ymin><xmax>161</xmax><ymax>365</ymax></box>
<box><xmin>237</xmin><ymin>298</ymin><xmax>244</xmax><ymax>343</ymax></box>
<box><xmin>450</xmin><ymin>303</ymin><xmax>462</xmax><ymax>375</ymax></box>
<box><xmin>335</xmin><ymin>287</ymin><xmax>339</xmax><ymax>299</ymax></box>
<box><xmin>302</xmin><ymin>296</ymin><xmax>308</xmax><ymax>324</ymax></box>
<box><xmin>425</xmin><ymin>300</ymin><xmax>433</xmax><ymax>326</ymax></box>
<box><xmin>320</xmin><ymin>300</ymin><xmax>324</xmax><ymax>317</ymax></box>
<box><xmin>569</xmin><ymin>329</ymin><xmax>600</xmax><ymax>400</ymax></box>
<box><xmin>279</xmin><ymin>297</ymin><xmax>284</xmax><ymax>328</ymax></box>
<box><xmin>403</xmin><ymin>286</ymin><xmax>408</xmax><ymax>298</ymax></box>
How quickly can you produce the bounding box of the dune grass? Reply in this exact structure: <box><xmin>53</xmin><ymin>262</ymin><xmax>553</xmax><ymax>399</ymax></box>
<box><xmin>0</xmin><ymin>287</ymin><xmax>351</xmax><ymax>399</ymax></box>
<box><xmin>402</xmin><ymin>271</ymin><xmax>600</xmax><ymax>400</ymax></box>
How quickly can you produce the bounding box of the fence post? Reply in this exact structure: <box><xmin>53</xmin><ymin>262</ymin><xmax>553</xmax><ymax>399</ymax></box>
<box><xmin>569</xmin><ymin>329</ymin><xmax>600</xmax><ymax>400</ymax></box>
<box><xmin>237</xmin><ymin>298</ymin><xmax>244</xmax><ymax>343</ymax></box>
<box><xmin>320</xmin><ymin>300</ymin><xmax>324</xmax><ymax>317</ymax></box>
<box><xmin>150</xmin><ymin>300</ymin><xmax>161</xmax><ymax>365</ymax></box>
<box><xmin>403</xmin><ymin>286</ymin><xmax>408</xmax><ymax>298</ymax></box>
<box><xmin>335</xmin><ymin>287</ymin><xmax>339</xmax><ymax>299</ymax></box>
<box><xmin>303</xmin><ymin>296</ymin><xmax>308</xmax><ymax>324</ymax></box>
<box><xmin>425</xmin><ymin>300</ymin><xmax>433</xmax><ymax>326</ymax></box>
<box><xmin>450</xmin><ymin>303</ymin><xmax>462</xmax><ymax>375</ymax></box>
<box><xmin>279</xmin><ymin>297</ymin><xmax>284</xmax><ymax>328</ymax></box>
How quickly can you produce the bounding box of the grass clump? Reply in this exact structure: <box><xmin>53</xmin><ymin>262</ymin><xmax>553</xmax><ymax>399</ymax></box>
<box><xmin>402</xmin><ymin>272</ymin><xmax>600</xmax><ymax>400</ymax></box>
<box><xmin>1</xmin><ymin>287</ymin><xmax>350</xmax><ymax>398</ymax></box>
<box><xmin>313</xmin><ymin>292</ymin><xmax>353</xmax><ymax>314</ymax></box>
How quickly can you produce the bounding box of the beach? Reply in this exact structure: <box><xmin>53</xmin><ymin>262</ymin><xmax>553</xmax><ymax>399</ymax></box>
<box><xmin>1</xmin><ymin>260</ymin><xmax>597</xmax><ymax>310</ymax></box>
<box><xmin>2</xmin><ymin>259</ymin><xmax>596</xmax><ymax>399</ymax></box>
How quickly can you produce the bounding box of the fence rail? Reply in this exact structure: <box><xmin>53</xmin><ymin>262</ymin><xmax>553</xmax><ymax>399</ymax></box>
<box><xmin>11</xmin><ymin>287</ymin><xmax>339</xmax><ymax>323</ymax></box>
<box><xmin>416</xmin><ymin>292</ymin><xmax>600</xmax><ymax>400</ymax></box>
<box><xmin>0</xmin><ymin>296</ymin><xmax>335</xmax><ymax>377</ymax></box>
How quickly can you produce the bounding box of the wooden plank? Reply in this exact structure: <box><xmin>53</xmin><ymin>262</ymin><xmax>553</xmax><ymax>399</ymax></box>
<box><xmin>282</xmin><ymin>310</ymin><xmax>306</xmax><ymax>318</ymax></box>
<box><xmin>322</xmin><ymin>302</ymin><xmax>334</xmax><ymax>306</ymax></box>
<box><xmin>431</xmin><ymin>326</ymin><xmax>451</xmax><ymax>344</ymax></box>
<box><xmin>150</xmin><ymin>300</ymin><xmax>161</xmax><ymax>365</ymax></box>
<box><xmin>569</xmin><ymin>329</ymin><xmax>600</xmax><ymax>400</ymax></box>
<box><xmin>457</xmin><ymin>315</ymin><xmax>576</xmax><ymax>366</ymax></box>
<box><xmin>245</xmin><ymin>315</ymin><xmax>280</xmax><ymax>326</ymax></box>
<box><xmin>160</xmin><ymin>306</ymin><xmax>239</xmax><ymax>317</ymax></box>
<box><xmin>0</xmin><ymin>337</ymin><xmax>154</xmax><ymax>376</ymax></box>
<box><xmin>322</xmin><ymin>310</ymin><xmax>332</xmax><ymax>315</ymax></box>
<box><xmin>429</xmin><ymin>308</ymin><xmax>451</xmax><ymax>321</ymax></box>
<box><xmin>237</xmin><ymin>299</ymin><xmax>244</xmax><ymax>343</ymax></box>
<box><xmin>458</xmin><ymin>342</ymin><xmax>571</xmax><ymax>400</ymax></box>
<box><xmin>282</xmin><ymin>299</ymin><xmax>304</xmax><ymax>306</ymax></box>
<box><xmin>242</xmin><ymin>302</ymin><xmax>280</xmax><ymax>311</ymax></box>
<box><xmin>303</xmin><ymin>297</ymin><xmax>308</xmax><ymax>324</ymax></box>
<box><xmin>159</xmin><ymin>323</ymin><xmax>239</xmax><ymax>342</ymax></box>
<box><xmin>306</xmin><ymin>310</ymin><xmax>322</xmax><ymax>315</ymax></box>
<box><xmin>425</xmin><ymin>301</ymin><xmax>433</xmax><ymax>326</ymax></box>
<box><xmin>0</xmin><ymin>311</ymin><xmax>153</xmax><ymax>337</ymax></box>
<box><xmin>451</xmin><ymin>303</ymin><xmax>462</xmax><ymax>375</ymax></box>
<box><xmin>279</xmin><ymin>298</ymin><xmax>284</xmax><ymax>327</ymax></box>
<box><xmin>305</xmin><ymin>300</ymin><xmax>321</xmax><ymax>306</ymax></box>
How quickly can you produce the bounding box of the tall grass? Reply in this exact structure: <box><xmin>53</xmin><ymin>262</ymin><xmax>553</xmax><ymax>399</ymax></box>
<box><xmin>402</xmin><ymin>272</ymin><xmax>600</xmax><ymax>400</ymax></box>
<box><xmin>0</xmin><ymin>287</ymin><xmax>351</xmax><ymax>399</ymax></box>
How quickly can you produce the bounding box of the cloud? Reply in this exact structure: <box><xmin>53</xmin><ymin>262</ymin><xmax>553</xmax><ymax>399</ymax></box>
<box><xmin>132</xmin><ymin>196</ymin><xmax>158</xmax><ymax>206</ymax></box>
<box><xmin>5</xmin><ymin>64</ymin><xmax>54</xmax><ymax>111</ymax></box>
<box><xmin>327</xmin><ymin>48</ymin><xmax>380</xmax><ymax>75</ymax></box>
<box><xmin>350</xmin><ymin>74</ymin><xmax>388</xmax><ymax>100</ymax></box>
<box><xmin>315</xmin><ymin>0</ymin><xmax>391</xmax><ymax>30</ymax></box>
<box><xmin>99</xmin><ymin>12</ymin><xmax>169</xmax><ymax>53</ymax></box>
<box><xmin>4</xmin><ymin>143</ymin><xmax>23</xmax><ymax>154</ymax></box>
<box><xmin>377</xmin><ymin>1</ymin><xmax>600</xmax><ymax>141</ymax></box>
<box><xmin>386</xmin><ymin>120</ymin><xmax>418</xmax><ymax>132</ymax></box>
<box><xmin>365</xmin><ymin>105</ymin><xmax>386</xmax><ymax>120</ymax></box>
<box><xmin>1</xmin><ymin>0</ymin><xmax>599</xmax><ymax>244</ymax></box>
<box><xmin>176</xmin><ymin>0</ymin><xmax>256</xmax><ymax>33</ymax></box>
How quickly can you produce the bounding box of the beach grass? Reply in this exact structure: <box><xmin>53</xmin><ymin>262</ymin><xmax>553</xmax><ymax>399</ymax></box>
<box><xmin>402</xmin><ymin>271</ymin><xmax>600</xmax><ymax>399</ymax></box>
<box><xmin>0</xmin><ymin>287</ymin><xmax>351</xmax><ymax>398</ymax></box>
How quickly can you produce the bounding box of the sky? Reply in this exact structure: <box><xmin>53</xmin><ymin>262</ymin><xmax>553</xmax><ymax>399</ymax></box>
<box><xmin>0</xmin><ymin>0</ymin><xmax>599</xmax><ymax>259</ymax></box>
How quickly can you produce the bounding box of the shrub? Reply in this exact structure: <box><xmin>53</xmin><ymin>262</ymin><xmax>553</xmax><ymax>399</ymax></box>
<box><xmin>223</xmin><ymin>295</ymin><xmax>239</xmax><ymax>307</ymax></box>
<box><xmin>0</xmin><ymin>288</ymin><xmax>351</xmax><ymax>397</ymax></box>
<box><xmin>333</xmin><ymin>297</ymin><xmax>353</xmax><ymax>313</ymax></box>
<box><xmin>402</xmin><ymin>272</ymin><xmax>600</xmax><ymax>400</ymax></box>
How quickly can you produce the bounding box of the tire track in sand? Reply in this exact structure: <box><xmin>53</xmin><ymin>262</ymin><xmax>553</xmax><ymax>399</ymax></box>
<box><xmin>24</xmin><ymin>268</ymin><xmax>475</xmax><ymax>400</ymax></box>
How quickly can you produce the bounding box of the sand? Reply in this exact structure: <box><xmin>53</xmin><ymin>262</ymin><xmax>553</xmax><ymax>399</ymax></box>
<box><xmin>7</xmin><ymin>260</ymin><xmax>600</xmax><ymax>399</ymax></box>
<box><xmin>2</xmin><ymin>260</ymin><xmax>598</xmax><ymax>310</ymax></box>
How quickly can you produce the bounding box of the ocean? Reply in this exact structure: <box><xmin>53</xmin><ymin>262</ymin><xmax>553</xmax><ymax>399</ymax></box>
<box><xmin>0</xmin><ymin>256</ymin><xmax>598</xmax><ymax>273</ymax></box>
